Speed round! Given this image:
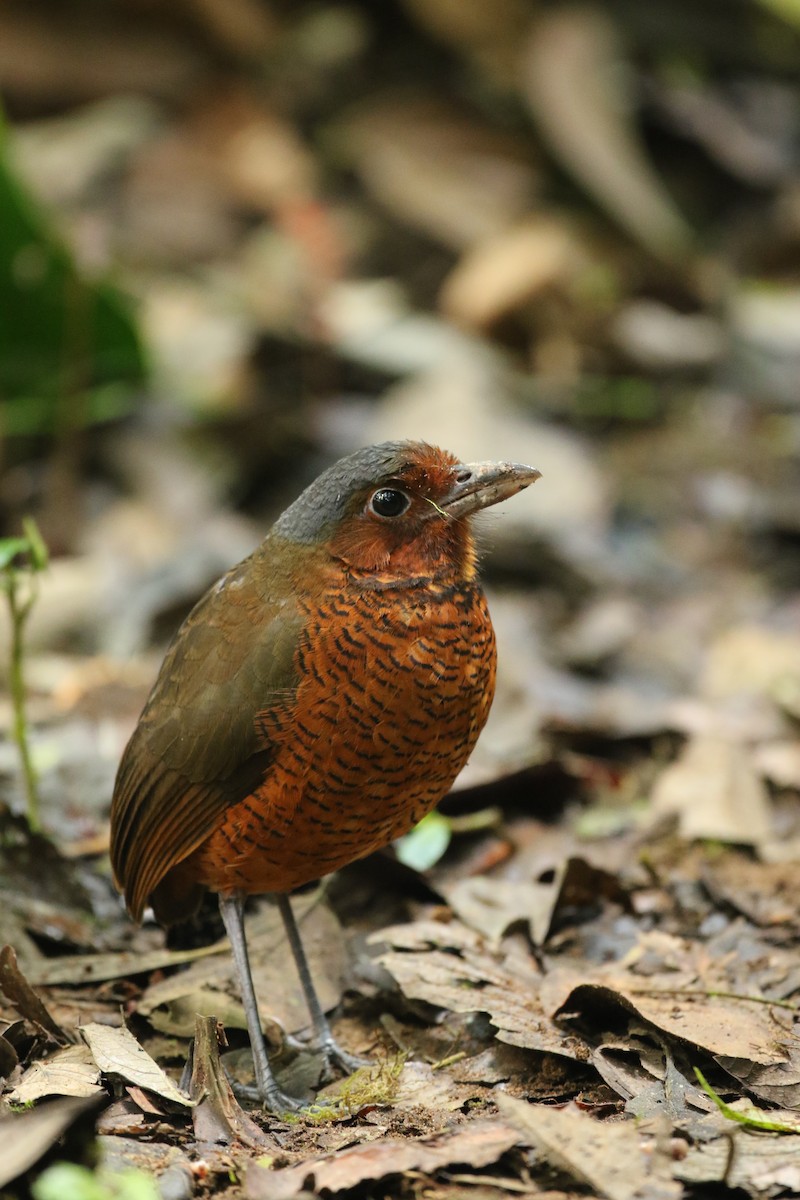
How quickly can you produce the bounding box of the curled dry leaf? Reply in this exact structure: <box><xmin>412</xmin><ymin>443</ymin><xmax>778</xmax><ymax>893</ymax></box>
<box><xmin>0</xmin><ymin>945</ymin><xmax>68</xmax><ymax>1045</ymax></box>
<box><xmin>676</xmin><ymin>1127</ymin><xmax>800</xmax><ymax>1195</ymax></box>
<box><xmin>702</xmin><ymin>856</ymin><xmax>800</xmax><ymax>929</ymax></box>
<box><xmin>552</xmin><ymin>976</ymin><xmax>796</xmax><ymax>1068</ymax></box>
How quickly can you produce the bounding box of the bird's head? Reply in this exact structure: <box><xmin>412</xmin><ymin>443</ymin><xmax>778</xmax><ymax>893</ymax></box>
<box><xmin>273</xmin><ymin>441</ymin><xmax>540</xmax><ymax>586</ymax></box>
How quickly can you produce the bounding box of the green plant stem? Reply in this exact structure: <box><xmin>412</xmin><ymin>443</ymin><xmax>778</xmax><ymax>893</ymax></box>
<box><xmin>8</xmin><ymin>574</ymin><xmax>40</xmax><ymax>830</ymax></box>
<box><xmin>694</xmin><ymin>1068</ymin><xmax>800</xmax><ymax>1134</ymax></box>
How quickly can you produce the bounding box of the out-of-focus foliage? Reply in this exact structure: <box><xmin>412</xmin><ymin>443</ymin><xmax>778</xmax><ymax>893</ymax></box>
<box><xmin>0</xmin><ymin>111</ymin><xmax>145</xmax><ymax>435</ymax></box>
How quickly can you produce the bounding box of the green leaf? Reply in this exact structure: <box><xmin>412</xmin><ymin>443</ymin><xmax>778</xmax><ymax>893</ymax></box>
<box><xmin>32</xmin><ymin>1164</ymin><xmax>108</xmax><ymax>1200</ymax></box>
<box><xmin>395</xmin><ymin>811</ymin><xmax>452</xmax><ymax>872</ymax></box>
<box><xmin>32</xmin><ymin>1164</ymin><xmax>161</xmax><ymax>1200</ymax></box>
<box><xmin>0</xmin><ymin>537</ymin><xmax>30</xmax><ymax>570</ymax></box>
<box><xmin>756</xmin><ymin>0</ymin><xmax>800</xmax><ymax>29</ymax></box>
<box><xmin>21</xmin><ymin>517</ymin><xmax>48</xmax><ymax>572</ymax></box>
<box><xmin>0</xmin><ymin>109</ymin><xmax>146</xmax><ymax>424</ymax></box>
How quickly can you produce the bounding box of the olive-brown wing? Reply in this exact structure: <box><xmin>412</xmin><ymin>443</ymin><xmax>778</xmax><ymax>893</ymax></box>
<box><xmin>110</xmin><ymin>557</ymin><xmax>304</xmax><ymax>920</ymax></box>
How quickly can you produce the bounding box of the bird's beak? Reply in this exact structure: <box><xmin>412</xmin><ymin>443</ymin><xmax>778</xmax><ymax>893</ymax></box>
<box><xmin>441</xmin><ymin>461</ymin><xmax>541</xmax><ymax>518</ymax></box>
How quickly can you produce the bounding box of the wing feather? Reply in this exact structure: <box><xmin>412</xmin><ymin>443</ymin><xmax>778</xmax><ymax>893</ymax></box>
<box><xmin>110</xmin><ymin>548</ymin><xmax>304</xmax><ymax>919</ymax></box>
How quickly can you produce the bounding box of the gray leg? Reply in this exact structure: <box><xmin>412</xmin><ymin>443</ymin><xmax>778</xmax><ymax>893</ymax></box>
<box><xmin>218</xmin><ymin>891</ymin><xmax>303</xmax><ymax>1112</ymax></box>
<box><xmin>277</xmin><ymin>892</ymin><xmax>370</xmax><ymax>1077</ymax></box>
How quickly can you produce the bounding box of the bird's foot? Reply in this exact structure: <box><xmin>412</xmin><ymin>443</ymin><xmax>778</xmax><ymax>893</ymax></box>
<box><xmin>318</xmin><ymin>1037</ymin><xmax>372</xmax><ymax>1083</ymax></box>
<box><xmin>230</xmin><ymin>1075</ymin><xmax>306</xmax><ymax>1115</ymax></box>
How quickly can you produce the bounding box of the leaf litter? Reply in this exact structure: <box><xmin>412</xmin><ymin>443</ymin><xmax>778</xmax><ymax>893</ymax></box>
<box><xmin>2</xmin><ymin>2</ymin><xmax>800</xmax><ymax>1198</ymax></box>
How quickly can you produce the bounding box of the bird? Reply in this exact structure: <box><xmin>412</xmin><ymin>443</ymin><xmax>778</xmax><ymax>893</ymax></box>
<box><xmin>110</xmin><ymin>440</ymin><xmax>539</xmax><ymax>1112</ymax></box>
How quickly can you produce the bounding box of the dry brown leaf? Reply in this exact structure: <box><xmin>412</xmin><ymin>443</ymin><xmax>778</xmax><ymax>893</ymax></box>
<box><xmin>520</xmin><ymin>6</ymin><xmax>691</xmax><ymax>256</ymax></box>
<box><xmin>442</xmin><ymin>856</ymin><xmax>627</xmax><ymax>945</ymax></box>
<box><xmin>80</xmin><ymin>1022</ymin><xmax>192</xmax><ymax>1107</ymax></box>
<box><xmin>677</xmin><ymin>1127</ymin><xmax>800</xmax><ymax>1194</ymax></box>
<box><xmin>715</xmin><ymin>1055</ymin><xmax>800</xmax><ymax>1111</ymax></box>
<box><xmin>553</xmin><ymin>977</ymin><xmax>795</xmax><ymax>1066</ymax></box>
<box><xmin>0</xmin><ymin>945</ymin><xmax>68</xmax><ymax>1044</ymax></box>
<box><xmin>703</xmin><ymin>856</ymin><xmax>800</xmax><ymax>928</ymax></box>
<box><xmin>246</xmin><ymin>1119</ymin><xmax>520</xmax><ymax>1200</ymax></box>
<box><xmin>8</xmin><ymin>1043</ymin><xmax>102</xmax><ymax>1103</ymax></box>
<box><xmin>24</xmin><ymin>941</ymin><xmax>227</xmax><ymax>988</ymax></box>
<box><xmin>496</xmin><ymin>1093</ymin><xmax>681</xmax><ymax>1200</ymax></box>
<box><xmin>650</xmin><ymin>735</ymin><xmax>773</xmax><ymax>844</ymax></box>
<box><xmin>376</xmin><ymin>920</ymin><xmax>586</xmax><ymax>1062</ymax></box>
<box><xmin>442</xmin><ymin>877</ymin><xmax>555</xmax><ymax>944</ymax></box>
<box><xmin>591</xmin><ymin>1040</ymin><xmax>706</xmax><ymax>1120</ymax></box>
<box><xmin>337</xmin><ymin>92</ymin><xmax>539</xmax><ymax>251</ymax></box>
<box><xmin>392</xmin><ymin>1060</ymin><xmax>472</xmax><ymax>1112</ymax></box>
<box><xmin>439</xmin><ymin>215</ymin><xmax>579</xmax><ymax>330</ymax></box>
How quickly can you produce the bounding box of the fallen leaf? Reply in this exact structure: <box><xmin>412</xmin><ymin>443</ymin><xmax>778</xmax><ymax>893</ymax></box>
<box><xmin>496</xmin><ymin>1092</ymin><xmax>681</xmax><ymax>1200</ymax></box>
<box><xmin>440</xmin><ymin>215</ymin><xmax>580</xmax><ymax>330</ymax></box>
<box><xmin>715</xmin><ymin>1055</ymin><xmax>800</xmax><ymax>1111</ymax></box>
<box><xmin>676</xmin><ymin>1126</ymin><xmax>800</xmax><ymax>1194</ymax></box>
<box><xmin>136</xmin><ymin>894</ymin><xmax>346</xmax><ymax>1039</ymax></box>
<box><xmin>337</xmin><ymin>92</ymin><xmax>539</xmax><ymax>251</ymax></box>
<box><xmin>80</xmin><ymin>1022</ymin><xmax>192</xmax><ymax>1107</ymax></box>
<box><xmin>443</xmin><ymin>857</ymin><xmax>628</xmax><ymax>945</ymax></box>
<box><xmin>553</xmin><ymin>977</ymin><xmax>795</xmax><ymax>1066</ymax></box>
<box><xmin>246</xmin><ymin>1118</ymin><xmax>520</xmax><ymax>1200</ymax></box>
<box><xmin>650</xmin><ymin>735</ymin><xmax>773</xmax><ymax>844</ymax></box>
<box><xmin>8</xmin><ymin>1043</ymin><xmax>102</xmax><ymax>1103</ymax></box>
<box><xmin>0</xmin><ymin>945</ymin><xmax>68</xmax><ymax>1044</ymax></box>
<box><xmin>702</xmin><ymin>856</ymin><xmax>800</xmax><ymax>928</ymax></box>
<box><xmin>376</xmin><ymin>919</ymin><xmax>587</xmax><ymax>1061</ymax></box>
<box><xmin>24</xmin><ymin>941</ymin><xmax>228</xmax><ymax>988</ymax></box>
<box><xmin>442</xmin><ymin>876</ymin><xmax>556</xmax><ymax>943</ymax></box>
<box><xmin>520</xmin><ymin>6</ymin><xmax>691</xmax><ymax>257</ymax></box>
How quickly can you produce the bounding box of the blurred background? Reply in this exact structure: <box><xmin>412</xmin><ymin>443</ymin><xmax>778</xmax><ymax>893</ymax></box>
<box><xmin>1</xmin><ymin>0</ymin><xmax>799</xmax><ymax>848</ymax></box>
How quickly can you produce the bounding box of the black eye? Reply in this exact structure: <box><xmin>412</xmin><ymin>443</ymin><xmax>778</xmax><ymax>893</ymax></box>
<box><xmin>369</xmin><ymin>488</ymin><xmax>410</xmax><ymax>518</ymax></box>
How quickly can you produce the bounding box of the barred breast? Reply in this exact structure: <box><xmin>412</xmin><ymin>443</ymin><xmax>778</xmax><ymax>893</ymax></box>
<box><xmin>188</xmin><ymin>580</ymin><xmax>496</xmax><ymax>895</ymax></box>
